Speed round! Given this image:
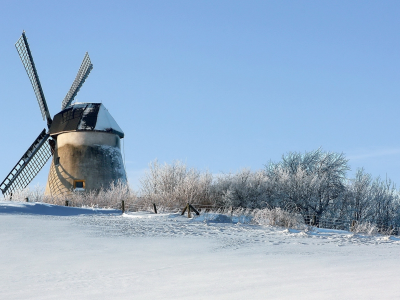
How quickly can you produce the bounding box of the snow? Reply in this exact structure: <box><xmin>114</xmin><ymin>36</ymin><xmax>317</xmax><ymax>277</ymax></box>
<box><xmin>0</xmin><ymin>201</ymin><xmax>120</xmax><ymax>216</ymax></box>
<box><xmin>0</xmin><ymin>201</ymin><xmax>399</xmax><ymax>299</ymax></box>
<box><xmin>73</xmin><ymin>102</ymin><xmax>124</xmax><ymax>137</ymax></box>
<box><xmin>94</xmin><ymin>104</ymin><xmax>124</xmax><ymax>136</ymax></box>
<box><xmin>76</xmin><ymin>103</ymin><xmax>96</xmax><ymax>130</ymax></box>
<box><xmin>192</xmin><ymin>212</ymin><xmax>251</xmax><ymax>224</ymax></box>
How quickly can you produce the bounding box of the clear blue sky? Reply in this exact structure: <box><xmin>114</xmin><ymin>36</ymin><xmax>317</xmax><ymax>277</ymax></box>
<box><xmin>1</xmin><ymin>1</ymin><xmax>400</xmax><ymax>189</ymax></box>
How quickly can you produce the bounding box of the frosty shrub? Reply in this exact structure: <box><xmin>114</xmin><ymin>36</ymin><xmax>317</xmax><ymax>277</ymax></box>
<box><xmin>351</xmin><ymin>222</ymin><xmax>379</xmax><ymax>235</ymax></box>
<box><xmin>46</xmin><ymin>180</ymin><xmax>135</xmax><ymax>209</ymax></box>
<box><xmin>6</xmin><ymin>180</ymin><xmax>136</xmax><ymax>210</ymax></box>
<box><xmin>252</xmin><ymin>207</ymin><xmax>306</xmax><ymax>229</ymax></box>
<box><xmin>137</xmin><ymin>160</ymin><xmax>214</xmax><ymax>209</ymax></box>
<box><xmin>211</xmin><ymin>169</ymin><xmax>271</xmax><ymax>209</ymax></box>
<box><xmin>3</xmin><ymin>185</ymin><xmax>45</xmax><ymax>203</ymax></box>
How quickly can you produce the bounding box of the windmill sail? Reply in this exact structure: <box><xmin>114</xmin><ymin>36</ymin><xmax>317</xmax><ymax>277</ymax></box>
<box><xmin>15</xmin><ymin>32</ymin><xmax>52</xmax><ymax>127</ymax></box>
<box><xmin>0</xmin><ymin>129</ymin><xmax>52</xmax><ymax>196</ymax></box>
<box><xmin>61</xmin><ymin>52</ymin><xmax>93</xmax><ymax>110</ymax></box>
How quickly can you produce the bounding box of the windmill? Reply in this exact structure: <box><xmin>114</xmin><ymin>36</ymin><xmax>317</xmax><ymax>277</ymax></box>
<box><xmin>0</xmin><ymin>31</ymin><xmax>127</xmax><ymax>197</ymax></box>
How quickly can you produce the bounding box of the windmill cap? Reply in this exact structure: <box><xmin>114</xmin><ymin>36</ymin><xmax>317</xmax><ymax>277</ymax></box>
<box><xmin>49</xmin><ymin>103</ymin><xmax>124</xmax><ymax>138</ymax></box>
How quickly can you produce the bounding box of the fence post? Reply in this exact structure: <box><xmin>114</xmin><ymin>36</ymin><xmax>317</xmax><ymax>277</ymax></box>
<box><xmin>311</xmin><ymin>215</ymin><xmax>316</xmax><ymax>226</ymax></box>
<box><xmin>188</xmin><ymin>204</ymin><xmax>200</xmax><ymax>215</ymax></box>
<box><xmin>153</xmin><ymin>203</ymin><xmax>157</xmax><ymax>214</ymax></box>
<box><xmin>187</xmin><ymin>203</ymin><xmax>191</xmax><ymax>218</ymax></box>
<box><xmin>181</xmin><ymin>204</ymin><xmax>187</xmax><ymax>216</ymax></box>
<box><xmin>121</xmin><ymin>200</ymin><xmax>125</xmax><ymax>213</ymax></box>
<box><xmin>65</xmin><ymin>200</ymin><xmax>69</xmax><ymax>207</ymax></box>
<box><xmin>351</xmin><ymin>220</ymin><xmax>356</xmax><ymax>231</ymax></box>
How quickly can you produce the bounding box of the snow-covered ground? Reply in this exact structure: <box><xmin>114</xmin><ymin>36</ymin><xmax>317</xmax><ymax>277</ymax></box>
<box><xmin>0</xmin><ymin>201</ymin><xmax>399</xmax><ymax>299</ymax></box>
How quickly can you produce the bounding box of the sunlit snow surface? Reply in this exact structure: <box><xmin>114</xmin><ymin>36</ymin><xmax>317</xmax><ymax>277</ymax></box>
<box><xmin>0</xmin><ymin>201</ymin><xmax>399</xmax><ymax>299</ymax></box>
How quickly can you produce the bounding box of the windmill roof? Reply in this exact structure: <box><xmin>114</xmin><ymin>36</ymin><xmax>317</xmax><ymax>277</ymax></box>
<box><xmin>49</xmin><ymin>103</ymin><xmax>124</xmax><ymax>138</ymax></box>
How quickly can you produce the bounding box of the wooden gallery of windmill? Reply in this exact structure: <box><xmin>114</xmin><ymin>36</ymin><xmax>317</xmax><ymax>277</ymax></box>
<box><xmin>0</xmin><ymin>31</ymin><xmax>127</xmax><ymax>197</ymax></box>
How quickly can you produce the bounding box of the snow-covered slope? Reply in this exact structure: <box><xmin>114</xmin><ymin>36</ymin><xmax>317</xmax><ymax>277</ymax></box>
<box><xmin>0</xmin><ymin>201</ymin><xmax>399</xmax><ymax>299</ymax></box>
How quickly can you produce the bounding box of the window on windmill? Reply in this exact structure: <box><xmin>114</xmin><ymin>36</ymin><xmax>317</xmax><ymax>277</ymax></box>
<box><xmin>74</xmin><ymin>180</ymin><xmax>85</xmax><ymax>191</ymax></box>
<box><xmin>55</xmin><ymin>157</ymin><xmax>60</xmax><ymax>166</ymax></box>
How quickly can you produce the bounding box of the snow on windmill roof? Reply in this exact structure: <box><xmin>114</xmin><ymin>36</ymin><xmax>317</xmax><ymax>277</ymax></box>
<box><xmin>49</xmin><ymin>103</ymin><xmax>124</xmax><ymax>138</ymax></box>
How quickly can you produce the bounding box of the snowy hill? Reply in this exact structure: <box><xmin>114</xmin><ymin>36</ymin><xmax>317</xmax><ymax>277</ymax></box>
<box><xmin>0</xmin><ymin>201</ymin><xmax>399</xmax><ymax>299</ymax></box>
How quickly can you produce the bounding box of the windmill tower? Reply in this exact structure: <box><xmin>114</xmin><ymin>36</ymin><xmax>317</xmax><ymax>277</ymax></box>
<box><xmin>0</xmin><ymin>31</ymin><xmax>127</xmax><ymax>197</ymax></box>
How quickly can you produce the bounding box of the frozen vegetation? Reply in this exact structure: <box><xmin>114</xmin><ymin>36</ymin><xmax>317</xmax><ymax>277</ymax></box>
<box><xmin>137</xmin><ymin>149</ymin><xmax>400</xmax><ymax>233</ymax></box>
<box><xmin>0</xmin><ymin>201</ymin><xmax>399</xmax><ymax>299</ymax></box>
<box><xmin>5</xmin><ymin>148</ymin><xmax>400</xmax><ymax>234</ymax></box>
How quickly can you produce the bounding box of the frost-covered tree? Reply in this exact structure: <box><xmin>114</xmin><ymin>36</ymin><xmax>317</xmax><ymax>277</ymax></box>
<box><xmin>265</xmin><ymin>148</ymin><xmax>349</xmax><ymax>217</ymax></box>
<box><xmin>345</xmin><ymin>168</ymin><xmax>374</xmax><ymax>222</ymax></box>
<box><xmin>368</xmin><ymin>177</ymin><xmax>400</xmax><ymax>228</ymax></box>
<box><xmin>139</xmin><ymin>160</ymin><xmax>213</xmax><ymax>208</ymax></box>
<box><xmin>212</xmin><ymin>169</ymin><xmax>271</xmax><ymax>208</ymax></box>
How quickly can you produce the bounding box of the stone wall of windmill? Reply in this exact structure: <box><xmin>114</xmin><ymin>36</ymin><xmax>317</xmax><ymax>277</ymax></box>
<box><xmin>46</xmin><ymin>131</ymin><xmax>126</xmax><ymax>196</ymax></box>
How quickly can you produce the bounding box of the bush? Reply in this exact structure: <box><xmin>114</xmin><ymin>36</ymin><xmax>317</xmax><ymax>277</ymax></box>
<box><xmin>211</xmin><ymin>169</ymin><xmax>271</xmax><ymax>209</ymax></box>
<box><xmin>4</xmin><ymin>185</ymin><xmax>45</xmax><ymax>203</ymax></box>
<box><xmin>137</xmin><ymin>160</ymin><xmax>214</xmax><ymax>209</ymax></box>
<box><xmin>252</xmin><ymin>207</ymin><xmax>306</xmax><ymax>229</ymax></box>
<box><xmin>4</xmin><ymin>181</ymin><xmax>136</xmax><ymax>210</ymax></box>
<box><xmin>351</xmin><ymin>222</ymin><xmax>379</xmax><ymax>235</ymax></box>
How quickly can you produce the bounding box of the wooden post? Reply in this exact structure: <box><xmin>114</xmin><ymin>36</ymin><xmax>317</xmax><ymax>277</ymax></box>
<box><xmin>25</xmin><ymin>197</ymin><xmax>29</xmax><ymax>202</ymax></box>
<box><xmin>189</xmin><ymin>204</ymin><xmax>200</xmax><ymax>215</ymax></box>
<box><xmin>65</xmin><ymin>200</ymin><xmax>69</xmax><ymax>207</ymax></box>
<box><xmin>153</xmin><ymin>203</ymin><xmax>157</xmax><ymax>214</ymax></box>
<box><xmin>181</xmin><ymin>204</ymin><xmax>187</xmax><ymax>215</ymax></box>
<box><xmin>312</xmin><ymin>215</ymin><xmax>316</xmax><ymax>226</ymax></box>
<box><xmin>351</xmin><ymin>220</ymin><xmax>356</xmax><ymax>231</ymax></box>
<box><xmin>187</xmin><ymin>203</ymin><xmax>191</xmax><ymax>218</ymax></box>
<box><xmin>121</xmin><ymin>200</ymin><xmax>125</xmax><ymax>213</ymax></box>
